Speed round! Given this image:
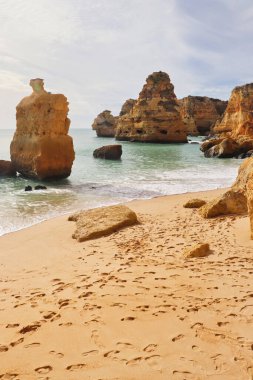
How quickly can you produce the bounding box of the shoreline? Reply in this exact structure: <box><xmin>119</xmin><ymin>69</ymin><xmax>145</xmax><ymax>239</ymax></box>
<box><xmin>1</xmin><ymin>186</ymin><xmax>253</xmax><ymax>379</ymax></box>
<box><xmin>0</xmin><ymin>186</ymin><xmax>229</xmax><ymax>239</ymax></box>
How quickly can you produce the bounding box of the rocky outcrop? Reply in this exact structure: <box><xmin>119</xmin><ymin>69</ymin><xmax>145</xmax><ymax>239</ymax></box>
<box><xmin>10</xmin><ymin>79</ymin><xmax>75</xmax><ymax>180</ymax></box>
<box><xmin>0</xmin><ymin>160</ymin><xmax>16</xmax><ymax>177</ymax></box>
<box><xmin>115</xmin><ymin>71</ymin><xmax>187</xmax><ymax>143</ymax></box>
<box><xmin>178</xmin><ymin>96</ymin><xmax>227</xmax><ymax>136</ymax></box>
<box><xmin>92</xmin><ymin>110</ymin><xmax>118</xmax><ymax>137</ymax></box>
<box><xmin>119</xmin><ymin>99</ymin><xmax>136</xmax><ymax>116</ymax></box>
<box><xmin>199</xmin><ymin>190</ymin><xmax>247</xmax><ymax>218</ymax></box>
<box><xmin>68</xmin><ymin>205</ymin><xmax>138</xmax><ymax>242</ymax></box>
<box><xmin>93</xmin><ymin>145</ymin><xmax>122</xmax><ymax>160</ymax></box>
<box><xmin>202</xmin><ymin>84</ymin><xmax>253</xmax><ymax>158</ymax></box>
<box><xmin>213</xmin><ymin>83</ymin><xmax>253</xmax><ymax>138</ymax></box>
<box><xmin>199</xmin><ymin>157</ymin><xmax>253</xmax><ymax>222</ymax></box>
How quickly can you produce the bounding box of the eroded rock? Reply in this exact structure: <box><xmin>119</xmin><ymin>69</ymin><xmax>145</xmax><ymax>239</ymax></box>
<box><xmin>115</xmin><ymin>71</ymin><xmax>187</xmax><ymax>143</ymax></box>
<box><xmin>92</xmin><ymin>110</ymin><xmax>118</xmax><ymax>137</ymax></box>
<box><xmin>199</xmin><ymin>190</ymin><xmax>247</xmax><ymax>218</ymax></box>
<box><xmin>10</xmin><ymin>79</ymin><xmax>75</xmax><ymax>180</ymax></box>
<box><xmin>68</xmin><ymin>205</ymin><xmax>138</xmax><ymax>242</ymax></box>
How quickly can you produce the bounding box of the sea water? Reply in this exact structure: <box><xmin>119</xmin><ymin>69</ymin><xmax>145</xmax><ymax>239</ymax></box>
<box><xmin>0</xmin><ymin>129</ymin><xmax>242</xmax><ymax>236</ymax></box>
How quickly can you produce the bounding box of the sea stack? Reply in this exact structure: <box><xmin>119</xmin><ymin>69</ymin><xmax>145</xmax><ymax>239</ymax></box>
<box><xmin>92</xmin><ymin>110</ymin><xmax>118</xmax><ymax>137</ymax></box>
<box><xmin>201</xmin><ymin>83</ymin><xmax>253</xmax><ymax>158</ymax></box>
<box><xmin>10</xmin><ymin>79</ymin><xmax>75</xmax><ymax>180</ymax></box>
<box><xmin>178</xmin><ymin>96</ymin><xmax>227</xmax><ymax>136</ymax></box>
<box><xmin>115</xmin><ymin>71</ymin><xmax>187</xmax><ymax>143</ymax></box>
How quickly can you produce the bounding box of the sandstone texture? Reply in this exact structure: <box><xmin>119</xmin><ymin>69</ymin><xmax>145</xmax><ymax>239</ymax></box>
<box><xmin>115</xmin><ymin>71</ymin><xmax>187</xmax><ymax>143</ymax></box>
<box><xmin>199</xmin><ymin>190</ymin><xmax>247</xmax><ymax>218</ymax></box>
<box><xmin>200</xmin><ymin>157</ymin><xmax>253</xmax><ymax>222</ymax></box>
<box><xmin>0</xmin><ymin>160</ymin><xmax>16</xmax><ymax>177</ymax></box>
<box><xmin>10</xmin><ymin>79</ymin><xmax>75</xmax><ymax>180</ymax></box>
<box><xmin>183</xmin><ymin>199</ymin><xmax>206</xmax><ymax>208</ymax></box>
<box><xmin>178</xmin><ymin>96</ymin><xmax>227</xmax><ymax>136</ymax></box>
<box><xmin>68</xmin><ymin>205</ymin><xmax>138</xmax><ymax>242</ymax></box>
<box><xmin>92</xmin><ymin>110</ymin><xmax>118</xmax><ymax>137</ymax></box>
<box><xmin>202</xmin><ymin>83</ymin><xmax>253</xmax><ymax>158</ymax></box>
<box><xmin>119</xmin><ymin>99</ymin><xmax>137</xmax><ymax>116</ymax></box>
<box><xmin>93</xmin><ymin>145</ymin><xmax>122</xmax><ymax>160</ymax></box>
<box><xmin>183</xmin><ymin>243</ymin><xmax>210</xmax><ymax>258</ymax></box>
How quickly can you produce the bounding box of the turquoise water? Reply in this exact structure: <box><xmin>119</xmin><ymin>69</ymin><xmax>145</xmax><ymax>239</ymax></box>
<box><xmin>0</xmin><ymin>129</ymin><xmax>242</xmax><ymax>235</ymax></box>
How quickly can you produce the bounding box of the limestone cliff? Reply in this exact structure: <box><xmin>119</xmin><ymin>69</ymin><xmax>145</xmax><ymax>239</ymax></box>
<box><xmin>178</xmin><ymin>96</ymin><xmax>227</xmax><ymax>136</ymax></box>
<box><xmin>92</xmin><ymin>110</ymin><xmax>118</xmax><ymax>137</ymax></box>
<box><xmin>213</xmin><ymin>83</ymin><xmax>253</xmax><ymax>138</ymax></box>
<box><xmin>115</xmin><ymin>71</ymin><xmax>187</xmax><ymax>143</ymax></box>
<box><xmin>201</xmin><ymin>83</ymin><xmax>253</xmax><ymax>158</ymax></box>
<box><xmin>10</xmin><ymin>79</ymin><xmax>75</xmax><ymax>180</ymax></box>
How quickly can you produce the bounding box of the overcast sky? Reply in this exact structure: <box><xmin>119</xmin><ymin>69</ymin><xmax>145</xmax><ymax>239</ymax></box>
<box><xmin>0</xmin><ymin>0</ymin><xmax>252</xmax><ymax>129</ymax></box>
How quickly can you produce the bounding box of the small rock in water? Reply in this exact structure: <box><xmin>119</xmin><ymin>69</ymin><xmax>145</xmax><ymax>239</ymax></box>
<box><xmin>34</xmin><ymin>185</ymin><xmax>47</xmax><ymax>190</ymax></box>
<box><xmin>25</xmin><ymin>185</ymin><xmax>32</xmax><ymax>192</ymax></box>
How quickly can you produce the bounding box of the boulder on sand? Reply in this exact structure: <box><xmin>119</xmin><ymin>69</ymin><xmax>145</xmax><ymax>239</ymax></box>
<box><xmin>93</xmin><ymin>145</ymin><xmax>122</xmax><ymax>160</ymax></box>
<box><xmin>68</xmin><ymin>205</ymin><xmax>138</xmax><ymax>242</ymax></box>
<box><xmin>183</xmin><ymin>243</ymin><xmax>211</xmax><ymax>258</ymax></box>
<box><xmin>183</xmin><ymin>199</ymin><xmax>206</xmax><ymax>209</ymax></box>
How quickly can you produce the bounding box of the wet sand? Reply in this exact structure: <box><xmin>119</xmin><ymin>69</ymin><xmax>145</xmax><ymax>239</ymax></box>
<box><xmin>0</xmin><ymin>188</ymin><xmax>253</xmax><ymax>380</ymax></box>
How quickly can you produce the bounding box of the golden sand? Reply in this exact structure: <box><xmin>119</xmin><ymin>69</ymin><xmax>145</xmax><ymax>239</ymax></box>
<box><xmin>0</xmin><ymin>188</ymin><xmax>253</xmax><ymax>379</ymax></box>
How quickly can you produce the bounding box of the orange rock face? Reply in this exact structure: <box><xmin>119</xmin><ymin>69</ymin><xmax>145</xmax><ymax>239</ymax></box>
<box><xmin>213</xmin><ymin>83</ymin><xmax>253</xmax><ymax>138</ymax></box>
<box><xmin>92</xmin><ymin>110</ymin><xmax>118</xmax><ymax>137</ymax></box>
<box><xmin>10</xmin><ymin>79</ymin><xmax>75</xmax><ymax>180</ymax></box>
<box><xmin>178</xmin><ymin>96</ymin><xmax>227</xmax><ymax>136</ymax></box>
<box><xmin>115</xmin><ymin>71</ymin><xmax>187</xmax><ymax>143</ymax></box>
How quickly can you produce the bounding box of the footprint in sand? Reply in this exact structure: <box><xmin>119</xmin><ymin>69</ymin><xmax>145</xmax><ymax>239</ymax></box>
<box><xmin>49</xmin><ymin>350</ymin><xmax>64</xmax><ymax>358</ymax></box>
<box><xmin>82</xmin><ymin>350</ymin><xmax>99</xmax><ymax>357</ymax></box>
<box><xmin>0</xmin><ymin>345</ymin><xmax>9</xmax><ymax>352</ymax></box>
<box><xmin>34</xmin><ymin>365</ymin><xmax>53</xmax><ymax>374</ymax></box>
<box><xmin>121</xmin><ymin>316</ymin><xmax>135</xmax><ymax>321</ymax></box>
<box><xmin>0</xmin><ymin>373</ymin><xmax>19</xmax><ymax>379</ymax></box>
<box><xmin>126</xmin><ymin>357</ymin><xmax>143</xmax><ymax>366</ymax></box>
<box><xmin>143</xmin><ymin>344</ymin><xmax>157</xmax><ymax>352</ymax></box>
<box><xmin>24</xmin><ymin>342</ymin><xmax>40</xmax><ymax>348</ymax></box>
<box><xmin>66</xmin><ymin>364</ymin><xmax>86</xmax><ymax>371</ymax></box>
<box><xmin>116</xmin><ymin>342</ymin><xmax>135</xmax><ymax>350</ymax></box>
<box><xmin>9</xmin><ymin>338</ymin><xmax>24</xmax><ymax>347</ymax></box>
<box><xmin>145</xmin><ymin>355</ymin><xmax>162</xmax><ymax>370</ymax></box>
<box><xmin>19</xmin><ymin>322</ymin><xmax>41</xmax><ymax>334</ymax></box>
<box><xmin>172</xmin><ymin>334</ymin><xmax>184</xmax><ymax>342</ymax></box>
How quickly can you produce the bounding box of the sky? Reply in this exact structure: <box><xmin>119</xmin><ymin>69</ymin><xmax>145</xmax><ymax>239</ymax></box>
<box><xmin>0</xmin><ymin>0</ymin><xmax>253</xmax><ymax>129</ymax></box>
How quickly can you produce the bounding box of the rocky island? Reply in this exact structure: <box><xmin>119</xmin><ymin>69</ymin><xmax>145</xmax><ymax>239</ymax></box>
<box><xmin>10</xmin><ymin>79</ymin><xmax>75</xmax><ymax>180</ymax></box>
<box><xmin>115</xmin><ymin>71</ymin><xmax>187</xmax><ymax>143</ymax></box>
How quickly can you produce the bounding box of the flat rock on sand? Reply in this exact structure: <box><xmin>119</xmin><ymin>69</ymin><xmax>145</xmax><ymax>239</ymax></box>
<box><xmin>68</xmin><ymin>204</ymin><xmax>138</xmax><ymax>242</ymax></box>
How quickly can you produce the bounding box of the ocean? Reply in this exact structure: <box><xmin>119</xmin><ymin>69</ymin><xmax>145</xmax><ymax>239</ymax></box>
<box><xmin>0</xmin><ymin>129</ymin><xmax>242</xmax><ymax>236</ymax></box>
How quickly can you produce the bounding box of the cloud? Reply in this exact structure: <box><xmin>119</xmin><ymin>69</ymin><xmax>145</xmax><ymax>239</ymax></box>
<box><xmin>0</xmin><ymin>0</ymin><xmax>252</xmax><ymax>131</ymax></box>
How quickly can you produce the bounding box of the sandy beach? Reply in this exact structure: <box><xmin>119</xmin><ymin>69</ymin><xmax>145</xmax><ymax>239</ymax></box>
<box><xmin>0</xmin><ymin>188</ymin><xmax>253</xmax><ymax>380</ymax></box>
